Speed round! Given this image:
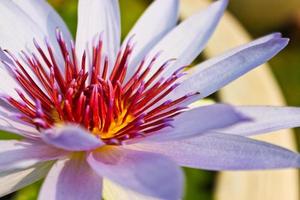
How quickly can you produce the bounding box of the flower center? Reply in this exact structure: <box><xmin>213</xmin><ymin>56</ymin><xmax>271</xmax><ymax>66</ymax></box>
<box><xmin>1</xmin><ymin>29</ymin><xmax>198</xmax><ymax>144</ymax></box>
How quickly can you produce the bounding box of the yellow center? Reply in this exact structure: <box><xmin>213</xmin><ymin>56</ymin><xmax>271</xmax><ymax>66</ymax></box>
<box><xmin>93</xmin><ymin>110</ymin><xmax>134</xmax><ymax>139</ymax></box>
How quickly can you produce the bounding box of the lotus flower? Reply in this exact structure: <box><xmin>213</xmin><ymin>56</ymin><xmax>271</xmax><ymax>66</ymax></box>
<box><xmin>0</xmin><ymin>0</ymin><xmax>300</xmax><ymax>199</ymax></box>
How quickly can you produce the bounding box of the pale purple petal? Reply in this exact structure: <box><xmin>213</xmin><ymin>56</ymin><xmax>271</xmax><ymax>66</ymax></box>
<box><xmin>217</xmin><ymin>106</ymin><xmax>300</xmax><ymax>136</ymax></box>
<box><xmin>0</xmin><ymin>47</ymin><xmax>13</xmax><ymax>64</ymax></box>
<box><xmin>141</xmin><ymin>0</ymin><xmax>227</xmax><ymax>80</ymax></box>
<box><xmin>137</xmin><ymin>104</ymin><xmax>247</xmax><ymax>143</ymax></box>
<box><xmin>128</xmin><ymin>133</ymin><xmax>300</xmax><ymax>170</ymax></box>
<box><xmin>87</xmin><ymin>147</ymin><xmax>183</xmax><ymax>200</ymax></box>
<box><xmin>76</xmin><ymin>0</ymin><xmax>120</xmax><ymax>65</ymax></box>
<box><xmin>168</xmin><ymin>36</ymin><xmax>289</xmax><ymax>104</ymax></box>
<box><xmin>0</xmin><ymin>140</ymin><xmax>66</xmax><ymax>172</ymax></box>
<box><xmin>189</xmin><ymin>32</ymin><xmax>283</xmax><ymax>71</ymax></box>
<box><xmin>125</xmin><ymin>0</ymin><xmax>179</xmax><ymax>78</ymax></box>
<box><xmin>41</xmin><ymin>125</ymin><xmax>104</xmax><ymax>151</ymax></box>
<box><xmin>39</xmin><ymin>158</ymin><xmax>102</xmax><ymax>200</ymax></box>
<box><xmin>0</xmin><ymin>162</ymin><xmax>52</xmax><ymax>198</ymax></box>
<box><xmin>0</xmin><ymin>114</ymin><xmax>39</xmax><ymax>139</ymax></box>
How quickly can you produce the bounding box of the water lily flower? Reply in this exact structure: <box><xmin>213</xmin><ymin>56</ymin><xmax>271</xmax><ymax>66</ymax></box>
<box><xmin>0</xmin><ymin>0</ymin><xmax>299</xmax><ymax>199</ymax></box>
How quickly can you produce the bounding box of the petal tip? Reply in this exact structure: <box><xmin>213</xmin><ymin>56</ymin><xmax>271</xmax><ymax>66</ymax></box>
<box><xmin>270</xmin><ymin>32</ymin><xmax>283</xmax><ymax>38</ymax></box>
<box><xmin>271</xmin><ymin>37</ymin><xmax>290</xmax><ymax>51</ymax></box>
<box><xmin>215</xmin><ymin>0</ymin><xmax>229</xmax><ymax>10</ymax></box>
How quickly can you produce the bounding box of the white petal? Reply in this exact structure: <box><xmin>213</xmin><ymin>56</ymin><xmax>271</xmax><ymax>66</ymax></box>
<box><xmin>0</xmin><ymin>0</ymin><xmax>71</xmax><ymax>55</ymax></box>
<box><xmin>11</xmin><ymin>0</ymin><xmax>72</xmax><ymax>46</ymax></box>
<box><xmin>0</xmin><ymin>99</ymin><xmax>40</xmax><ymax>138</ymax></box>
<box><xmin>0</xmin><ymin>1</ymin><xmax>45</xmax><ymax>87</ymax></box>
<box><xmin>0</xmin><ymin>0</ymin><xmax>72</xmax><ymax>97</ymax></box>
<box><xmin>0</xmin><ymin>140</ymin><xmax>65</xmax><ymax>172</ymax></box>
<box><xmin>0</xmin><ymin>2</ymin><xmax>40</xmax><ymax>53</ymax></box>
<box><xmin>125</xmin><ymin>0</ymin><xmax>179</xmax><ymax>77</ymax></box>
<box><xmin>76</xmin><ymin>0</ymin><xmax>120</xmax><ymax>66</ymax></box>
<box><xmin>0</xmin><ymin>65</ymin><xmax>25</xmax><ymax>100</ymax></box>
<box><xmin>139</xmin><ymin>0</ymin><xmax>227</xmax><ymax>81</ymax></box>
<box><xmin>0</xmin><ymin>162</ymin><xmax>52</xmax><ymax>198</ymax></box>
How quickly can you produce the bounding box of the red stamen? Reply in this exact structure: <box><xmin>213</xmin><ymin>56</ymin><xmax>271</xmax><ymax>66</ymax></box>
<box><xmin>2</xmin><ymin>31</ymin><xmax>197</xmax><ymax>145</ymax></box>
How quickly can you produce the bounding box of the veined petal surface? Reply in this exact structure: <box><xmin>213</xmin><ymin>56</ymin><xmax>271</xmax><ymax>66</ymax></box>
<box><xmin>128</xmin><ymin>133</ymin><xmax>300</xmax><ymax>170</ymax></box>
<box><xmin>76</xmin><ymin>0</ymin><xmax>120</xmax><ymax>68</ymax></box>
<box><xmin>139</xmin><ymin>104</ymin><xmax>247</xmax><ymax>142</ymax></box>
<box><xmin>168</xmin><ymin>36</ymin><xmax>289</xmax><ymax>103</ymax></box>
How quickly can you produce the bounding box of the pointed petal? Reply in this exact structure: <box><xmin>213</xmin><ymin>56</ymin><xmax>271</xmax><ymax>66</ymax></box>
<box><xmin>0</xmin><ymin>0</ymin><xmax>72</xmax><ymax>97</ymax></box>
<box><xmin>39</xmin><ymin>157</ymin><xmax>102</xmax><ymax>200</ymax></box>
<box><xmin>169</xmin><ymin>36</ymin><xmax>289</xmax><ymax>104</ymax></box>
<box><xmin>41</xmin><ymin>125</ymin><xmax>104</xmax><ymax>151</ymax></box>
<box><xmin>129</xmin><ymin>133</ymin><xmax>300</xmax><ymax>170</ymax></box>
<box><xmin>103</xmin><ymin>179</ymin><xmax>160</xmax><ymax>200</ymax></box>
<box><xmin>87</xmin><ymin>147</ymin><xmax>183</xmax><ymax>200</ymax></box>
<box><xmin>0</xmin><ymin>162</ymin><xmax>52</xmax><ymax>198</ymax></box>
<box><xmin>140</xmin><ymin>0</ymin><xmax>227</xmax><ymax>80</ymax></box>
<box><xmin>125</xmin><ymin>0</ymin><xmax>179</xmax><ymax>76</ymax></box>
<box><xmin>0</xmin><ymin>66</ymin><xmax>23</xmax><ymax>99</ymax></box>
<box><xmin>0</xmin><ymin>1</ymin><xmax>48</xmax><ymax>97</ymax></box>
<box><xmin>11</xmin><ymin>0</ymin><xmax>72</xmax><ymax>44</ymax></box>
<box><xmin>139</xmin><ymin>104</ymin><xmax>247</xmax><ymax>142</ymax></box>
<box><xmin>218</xmin><ymin>106</ymin><xmax>300</xmax><ymax>136</ymax></box>
<box><xmin>0</xmin><ymin>0</ymin><xmax>71</xmax><ymax>55</ymax></box>
<box><xmin>0</xmin><ymin>107</ymin><xmax>39</xmax><ymax>139</ymax></box>
<box><xmin>0</xmin><ymin>140</ymin><xmax>65</xmax><ymax>172</ymax></box>
<box><xmin>190</xmin><ymin>32</ymin><xmax>283</xmax><ymax>71</ymax></box>
<box><xmin>76</xmin><ymin>0</ymin><xmax>120</xmax><ymax>64</ymax></box>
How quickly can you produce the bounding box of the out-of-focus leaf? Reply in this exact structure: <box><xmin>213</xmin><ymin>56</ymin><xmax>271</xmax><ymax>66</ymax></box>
<box><xmin>119</xmin><ymin>0</ymin><xmax>151</xmax><ymax>39</ymax></box>
<box><xmin>48</xmin><ymin>0</ymin><xmax>78</xmax><ymax>36</ymax></box>
<box><xmin>14</xmin><ymin>181</ymin><xmax>42</xmax><ymax>200</ymax></box>
<box><xmin>184</xmin><ymin>168</ymin><xmax>215</xmax><ymax>200</ymax></box>
<box><xmin>270</xmin><ymin>47</ymin><xmax>300</xmax><ymax>107</ymax></box>
<box><xmin>49</xmin><ymin>0</ymin><xmax>150</xmax><ymax>39</ymax></box>
<box><xmin>0</xmin><ymin>131</ymin><xmax>21</xmax><ymax>140</ymax></box>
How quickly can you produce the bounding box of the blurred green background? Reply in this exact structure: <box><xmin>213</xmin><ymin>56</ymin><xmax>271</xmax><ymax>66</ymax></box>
<box><xmin>1</xmin><ymin>0</ymin><xmax>300</xmax><ymax>199</ymax></box>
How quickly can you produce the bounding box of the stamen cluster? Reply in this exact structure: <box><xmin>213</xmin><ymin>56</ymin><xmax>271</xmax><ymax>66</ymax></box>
<box><xmin>2</xmin><ymin>30</ymin><xmax>198</xmax><ymax>144</ymax></box>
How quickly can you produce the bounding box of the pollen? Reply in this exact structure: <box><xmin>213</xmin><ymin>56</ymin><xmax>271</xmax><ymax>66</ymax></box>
<box><xmin>93</xmin><ymin>110</ymin><xmax>134</xmax><ymax>139</ymax></box>
<box><xmin>1</xmin><ymin>29</ymin><xmax>198</xmax><ymax>144</ymax></box>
